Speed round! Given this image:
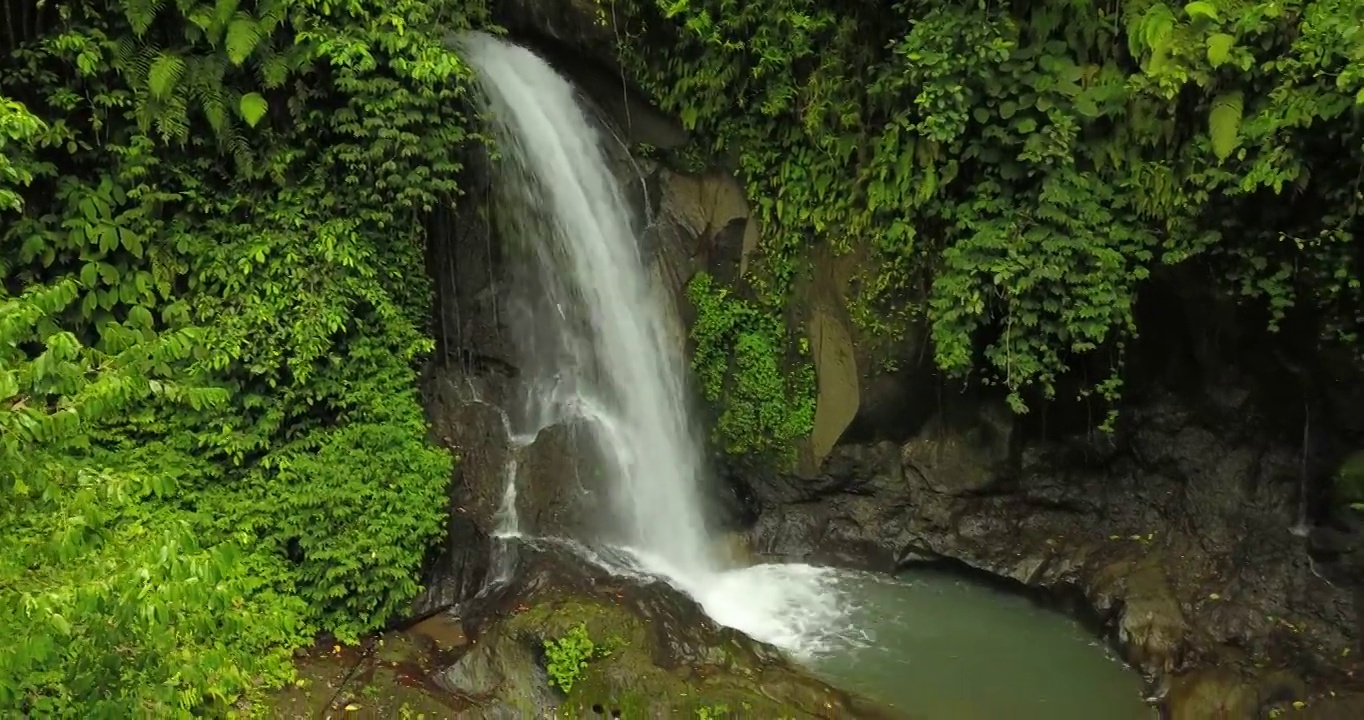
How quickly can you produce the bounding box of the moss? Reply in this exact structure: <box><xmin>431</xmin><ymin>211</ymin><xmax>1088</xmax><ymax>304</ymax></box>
<box><xmin>507</xmin><ymin>598</ymin><xmax>650</xmax><ymax>651</ymax></box>
<box><xmin>503</xmin><ymin>591</ymin><xmax>839</xmax><ymax>718</ymax></box>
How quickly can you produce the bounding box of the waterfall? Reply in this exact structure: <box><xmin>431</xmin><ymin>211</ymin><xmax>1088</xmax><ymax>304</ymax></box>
<box><xmin>459</xmin><ymin>32</ymin><xmax>852</xmax><ymax>658</ymax></box>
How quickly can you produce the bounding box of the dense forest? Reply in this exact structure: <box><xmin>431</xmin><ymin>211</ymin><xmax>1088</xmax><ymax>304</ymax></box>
<box><xmin>2</xmin><ymin>0</ymin><xmax>1361</xmax><ymax>715</ymax></box>
<box><xmin>626</xmin><ymin>0</ymin><xmax>1364</xmax><ymax>451</ymax></box>
<box><xmin>1</xmin><ymin>0</ymin><xmax>485</xmax><ymax>714</ymax></box>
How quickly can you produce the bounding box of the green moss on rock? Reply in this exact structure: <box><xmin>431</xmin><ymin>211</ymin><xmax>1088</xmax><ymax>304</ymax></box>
<box><xmin>450</xmin><ymin>548</ymin><xmax>880</xmax><ymax>718</ymax></box>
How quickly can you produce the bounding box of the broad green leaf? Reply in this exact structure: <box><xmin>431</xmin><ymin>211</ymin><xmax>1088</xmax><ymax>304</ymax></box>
<box><xmin>238</xmin><ymin>92</ymin><xmax>268</xmax><ymax>127</ymax></box>
<box><xmin>128</xmin><ymin>305</ymin><xmax>154</xmax><ymax>328</ymax></box>
<box><xmin>120</xmin><ymin>228</ymin><xmax>144</xmax><ymax>258</ymax></box>
<box><xmin>100</xmin><ymin>224</ymin><xmax>120</xmax><ymax>254</ymax></box>
<box><xmin>1207</xmin><ymin>33</ymin><xmax>1235</xmax><ymax>67</ymax></box>
<box><xmin>1075</xmin><ymin>94</ymin><xmax>1101</xmax><ymax>118</ymax></box>
<box><xmin>1184</xmin><ymin>1</ymin><xmax>1219</xmax><ymax>22</ymax></box>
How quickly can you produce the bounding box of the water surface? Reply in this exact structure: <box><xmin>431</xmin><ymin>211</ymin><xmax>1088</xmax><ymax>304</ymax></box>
<box><xmin>812</xmin><ymin>568</ymin><xmax>1153</xmax><ymax>720</ymax></box>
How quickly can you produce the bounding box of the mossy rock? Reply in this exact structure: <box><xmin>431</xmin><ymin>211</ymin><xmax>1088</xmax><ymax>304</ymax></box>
<box><xmin>446</xmin><ymin>545</ymin><xmax>890</xmax><ymax>718</ymax></box>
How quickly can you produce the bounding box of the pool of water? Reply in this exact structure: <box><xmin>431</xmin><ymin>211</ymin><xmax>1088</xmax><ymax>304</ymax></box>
<box><xmin>810</xmin><ymin>568</ymin><xmax>1154</xmax><ymax>720</ymax></box>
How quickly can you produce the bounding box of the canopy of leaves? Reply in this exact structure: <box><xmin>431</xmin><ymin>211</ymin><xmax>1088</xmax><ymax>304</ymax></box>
<box><xmin>615</xmin><ymin>0</ymin><xmax>1364</xmax><ymax>428</ymax></box>
<box><xmin>1</xmin><ymin>0</ymin><xmax>487</xmax><ymax>714</ymax></box>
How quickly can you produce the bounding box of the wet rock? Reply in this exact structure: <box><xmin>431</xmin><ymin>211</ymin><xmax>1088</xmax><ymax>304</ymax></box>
<box><xmin>446</xmin><ymin>543</ymin><xmax>891</xmax><ymax>718</ymax></box>
<box><xmin>1166</xmin><ymin>667</ymin><xmax>1322</xmax><ymax>719</ymax></box>
<box><xmin>900</xmin><ymin>399</ymin><xmax>1014</xmax><ymax>496</ymax></box>
<box><xmin>1166</xmin><ymin>669</ymin><xmax>1260</xmax><ymax>720</ymax></box>
<box><xmin>407</xmin><ymin>613</ymin><xmax>469</xmax><ymax>654</ymax></box>
<box><xmin>434</xmin><ymin>629</ymin><xmax>552</xmax><ymax>715</ymax></box>
<box><xmin>514</xmin><ymin>419</ymin><xmax>613</xmax><ymax>539</ymax></box>
<box><xmin>1096</xmin><ymin>558</ymin><xmax>1186</xmax><ymax>674</ymax></box>
<box><xmin>425</xmin><ymin>373</ymin><xmax>513</xmax><ymax>531</ymax></box>
<box><xmin>411</xmin><ymin>373</ymin><xmax>507</xmax><ymax>618</ymax></box>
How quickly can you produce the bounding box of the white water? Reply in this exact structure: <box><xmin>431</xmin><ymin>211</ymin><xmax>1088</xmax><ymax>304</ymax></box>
<box><xmin>459</xmin><ymin>32</ymin><xmax>853</xmax><ymax>658</ymax></box>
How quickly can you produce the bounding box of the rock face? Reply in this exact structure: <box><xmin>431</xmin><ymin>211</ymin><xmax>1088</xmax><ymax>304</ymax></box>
<box><xmin>741</xmin><ymin>379</ymin><xmax>1364</xmax><ymax>711</ymax></box>
<box><xmin>513</xmin><ymin>419</ymin><xmax>616</xmax><ymax>540</ymax></box>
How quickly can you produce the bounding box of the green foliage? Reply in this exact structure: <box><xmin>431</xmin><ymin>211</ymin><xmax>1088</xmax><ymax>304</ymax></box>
<box><xmin>696</xmin><ymin>704</ymin><xmax>732</xmax><ymax>719</ymax></box>
<box><xmin>612</xmin><ymin>0</ymin><xmax>1364</xmax><ymax>424</ymax></box>
<box><xmin>543</xmin><ymin>622</ymin><xmax>611</xmax><ymax>694</ymax></box>
<box><xmin>1333</xmin><ymin>450</ymin><xmax>1364</xmax><ymax>505</ymax></box>
<box><xmin>2</xmin><ymin>0</ymin><xmax>490</xmax><ymax>714</ymax></box>
<box><xmin>0</xmin><ymin>274</ymin><xmax>310</xmax><ymax>716</ymax></box>
<box><xmin>687</xmin><ymin>272</ymin><xmax>815</xmax><ymax>459</ymax></box>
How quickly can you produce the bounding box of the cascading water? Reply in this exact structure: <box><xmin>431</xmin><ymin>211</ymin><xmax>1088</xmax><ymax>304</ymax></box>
<box><xmin>458</xmin><ymin>31</ymin><xmax>854</xmax><ymax>658</ymax></box>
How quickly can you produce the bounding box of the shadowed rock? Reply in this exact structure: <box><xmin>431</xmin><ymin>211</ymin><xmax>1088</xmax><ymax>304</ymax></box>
<box><xmin>742</xmin><ymin>391</ymin><xmax>1364</xmax><ymax>713</ymax></box>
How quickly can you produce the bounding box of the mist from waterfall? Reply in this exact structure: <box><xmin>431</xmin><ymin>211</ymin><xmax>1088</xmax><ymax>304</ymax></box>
<box><xmin>457</xmin><ymin>32</ymin><xmax>853</xmax><ymax>657</ymax></box>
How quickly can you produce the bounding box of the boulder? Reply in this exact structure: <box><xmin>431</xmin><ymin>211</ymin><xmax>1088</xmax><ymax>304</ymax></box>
<box><xmin>442</xmin><ymin>543</ymin><xmax>892</xmax><ymax>718</ymax></box>
<box><xmin>513</xmin><ymin>419</ymin><xmax>613</xmax><ymax>539</ymax></box>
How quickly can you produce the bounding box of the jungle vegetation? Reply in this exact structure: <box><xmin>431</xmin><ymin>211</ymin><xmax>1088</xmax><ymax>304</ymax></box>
<box><xmin>1</xmin><ymin>0</ymin><xmax>1361</xmax><ymax>714</ymax></box>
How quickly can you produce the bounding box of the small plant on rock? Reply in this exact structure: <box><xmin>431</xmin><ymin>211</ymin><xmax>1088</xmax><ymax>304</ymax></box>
<box><xmin>544</xmin><ymin>623</ymin><xmax>605</xmax><ymax>693</ymax></box>
<box><xmin>696</xmin><ymin>704</ymin><xmax>731</xmax><ymax>719</ymax></box>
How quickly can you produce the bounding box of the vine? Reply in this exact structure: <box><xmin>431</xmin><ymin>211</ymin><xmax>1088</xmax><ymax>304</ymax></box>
<box><xmin>610</xmin><ymin>0</ymin><xmax>1364</xmax><ymax>426</ymax></box>
<box><xmin>688</xmin><ymin>272</ymin><xmax>816</xmax><ymax>460</ymax></box>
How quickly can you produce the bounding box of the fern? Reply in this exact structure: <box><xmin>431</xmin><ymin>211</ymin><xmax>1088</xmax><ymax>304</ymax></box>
<box><xmin>121</xmin><ymin>0</ymin><xmax>168</xmax><ymax>37</ymax></box>
<box><xmin>226</xmin><ymin>15</ymin><xmax>262</xmax><ymax>65</ymax></box>
<box><xmin>147</xmin><ymin>52</ymin><xmax>186</xmax><ymax>99</ymax></box>
<box><xmin>216</xmin><ymin>0</ymin><xmax>243</xmax><ymax>27</ymax></box>
<box><xmin>1208</xmin><ymin>90</ymin><xmax>1244</xmax><ymax>161</ymax></box>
